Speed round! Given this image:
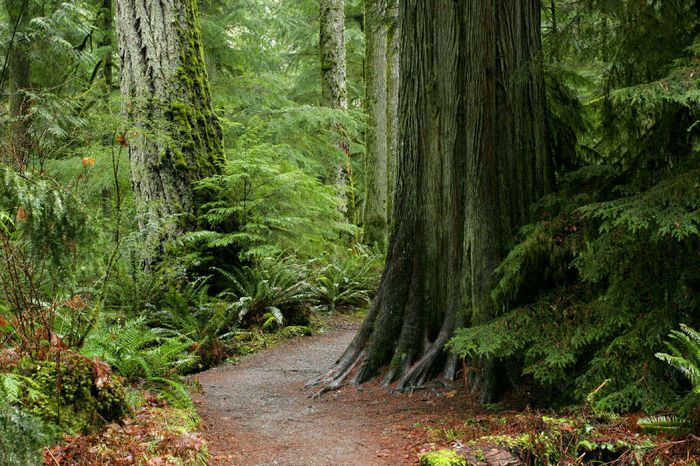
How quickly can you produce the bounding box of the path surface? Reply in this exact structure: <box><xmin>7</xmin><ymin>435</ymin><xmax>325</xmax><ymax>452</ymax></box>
<box><xmin>193</xmin><ymin>319</ymin><xmax>476</xmax><ymax>465</ymax></box>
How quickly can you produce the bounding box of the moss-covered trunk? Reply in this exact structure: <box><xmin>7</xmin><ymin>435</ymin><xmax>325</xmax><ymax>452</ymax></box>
<box><xmin>320</xmin><ymin>0</ymin><xmax>348</xmax><ymax>110</ymax></box>
<box><xmin>310</xmin><ymin>0</ymin><xmax>552</xmax><ymax>402</ymax></box>
<box><xmin>116</xmin><ymin>0</ymin><xmax>223</xmax><ymax>262</ymax></box>
<box><xmin>385</xmin><ymin>0</ymin><xmax>399</xmax><ymax>225</ymax></box>
<box><xmin>99</xmin><ymin>0</ymin><xmax>114</xmax><ymax>90</ymax></box>
<box><xmin>363</xmin><ymin>0</ymin><xmax>388</xmax><ymax>248</ymax></box>
<box><xmin>319</xmin><ymin>0</ymin><xmax>351</xmax><ymax>216</ymax></box>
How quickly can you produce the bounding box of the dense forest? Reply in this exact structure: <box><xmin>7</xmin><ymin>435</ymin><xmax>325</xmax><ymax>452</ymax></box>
<box><xmin>0</xmin><ymin>0</ymin><xmax>698</xmax><ymax>464</ymax></box>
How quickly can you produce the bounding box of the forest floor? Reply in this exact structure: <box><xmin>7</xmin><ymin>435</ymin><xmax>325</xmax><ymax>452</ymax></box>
<box><xmin>193</xmin><ymin>315</ymin><xmax>478</xmax><ymax>465</ymax></box>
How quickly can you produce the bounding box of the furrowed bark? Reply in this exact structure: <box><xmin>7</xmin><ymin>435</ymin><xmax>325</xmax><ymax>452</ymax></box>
<box><xmin>116</xmin><ymin>0</ymin><xmax>224</xmax><ymax>263</ymax></box>
<box><xmin>311</xmin><ymin>0</ymin><xmax>552</xmax><ymax>403</ymax></box>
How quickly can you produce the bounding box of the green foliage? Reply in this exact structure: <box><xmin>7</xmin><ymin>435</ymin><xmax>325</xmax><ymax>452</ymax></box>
<box><xmin>81</xmin><ymin>316</ymin><xmax>197</xmax><ymax>409</ymax></box>
<box><xmin>450</xmin><ymin>162</ymin><xmax>699</xmax><ymax>411</ymax></box>
<box><xmin>82</xmin><ymin>317</ymin><xmax>197</xmax><ymax>381</ymax></box>
<box><xmin>419</xmin><ymin>449</ymin><xmax>467</xmax><ymax>466</ymax></box>
<box><xmin>0</xmin><ymin>166</ymin><xmax>92</xmax><ymax>271</ymax></box>
<box><xmin>217</xmin><ymin>255</ymin><xmax>314</xmax><ymax>328</ymax></box>
<box><xmin>655</xmin><ymin>324</ymin><xmax>700</xmax><ymax>393</ymax></box>
<box><xmin>310</xmin><ymin>245</ymin><xmax>382</xmax><ymax>311</ymax></box>
<box><xmin>450</xmin><ymin>0</ymin><xmax>700</xmax><ymax>413</ymax></box>
<box><xmin>636</xmin><ymin>415</ymin><xmax>690</xmax><ymax>435</ymax></box>
<box><xmin>151</xmin><ymin>277</ymin><xmax>238</xmax><ymax>368</ymax></box>
<box><xmin>0</xmin><ymin>404</ymin><xmax>55</xmax><ymax>466</ymax></box>
<box><xmin>190</xmin><ymin>130</ymin><xmax>359</xmax><ymax>261</ymax></box>
<box><xmin>2</xmin><ymin>351</ymin><xmax>127</xmax><ymax>435</ymax></box>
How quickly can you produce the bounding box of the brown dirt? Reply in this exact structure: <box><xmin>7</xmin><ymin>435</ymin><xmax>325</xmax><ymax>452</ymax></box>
<box><xmin>193</xmin><ymin>318</ymin><xmax>477</xmax><ymax>466</ymax></box>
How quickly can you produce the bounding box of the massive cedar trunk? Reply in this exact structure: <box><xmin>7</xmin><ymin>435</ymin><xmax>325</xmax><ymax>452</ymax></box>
<box><xmin>116</xmin><ymin>0</ymin><xmax>223</xmax><ymax>259</ymax></box>
<box><xmin>363</xmin><ymin>0</ymin><xmax>388</xmax><ymax>248</ymax></box>
<box><xmin>319</xmin><ymin>0</ymin><xmax>351</xmax><ymax>216</ymax></box>
<box><xmin>311</xmin><ymin>0</ymin><xmax>552</xmax><ymax>401</ymax></box>
<box><xmin>385</xmin><ymin>0</ymin><xmax>399</xmax><ymax>224</ymax></box>
<box><xmin>5</xmin><ymin>0</ymin><xmax>31</xmax><ymax>171</ymax></box>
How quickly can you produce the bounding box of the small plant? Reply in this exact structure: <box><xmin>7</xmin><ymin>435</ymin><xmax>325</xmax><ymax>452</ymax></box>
<box><xmin>654</xmin><ymin>324</ymin><xmax>700</xmax><ymax>394</ymax></box>
<box><xmin>217</xmin><ymin>255</ymin><xmax>314</xmax><ymax>329</ymax></box>
<box><xmin>0</xmin><ymin>404</ymin><xmax>55</xmax><ymax>466</ymax></box>
<box><xmin>152</xmin><ymin>277</ymin><xmax>238</xmax><ymax>368</ymax></box>
<box><xmin>309</xmin><ymin>246</ymin><xmax>381</xmax><ymax>311</ymax></box>
<box><xmin>638</xmin><ymin>323</ymin><xmax>700</xmax><ymax>434</ymax></box>
<box><xmin>82</xmin><ymin>316</ymin><xmax>196</xmax><ymax>408</ymax></box>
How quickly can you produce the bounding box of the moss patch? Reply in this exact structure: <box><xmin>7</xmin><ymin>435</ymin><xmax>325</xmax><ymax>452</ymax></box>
<box><xmin>13</xmin><ymin>352</ymin><xmax>127</xmax><ymax>435</ymax></box>
<box><xmin>419</xmin><ymin>449</ymin><xmax>467</xmax><ymax>466</ymax></box>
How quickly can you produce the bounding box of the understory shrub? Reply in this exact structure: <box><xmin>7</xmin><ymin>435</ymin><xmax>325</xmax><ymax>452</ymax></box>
<box><xmin>450</xmin><ymin>165</ymin><xmax>699</xmax><ymax>412</ymax></box>
<box><xmin>0</xmin><ymin>349</ymin><xmax>127</xmax><ymax>435</ymax></box>
<box><xmin>0</xmin><ymin>404</ymin><xmax>55</xmax><ymax>466</ymax></box>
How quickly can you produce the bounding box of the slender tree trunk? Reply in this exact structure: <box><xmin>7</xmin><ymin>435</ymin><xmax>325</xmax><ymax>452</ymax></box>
<box><xmin>310</xmin><ymin>0</ymin><xmax>552</xmax><ymax>403</ymax></box>
<box><xmin>363</xmin><ymin>0</ymin><xmax>388</xmax><ymax>248</ymax></box>
<box><xmin>320</xmin><ymin>0</ymin><xmax>348</xmax><ymax>110</ymax></box>
<box><xmin>116</xmin><ymin>0</ymin><xmax>224</xmax><ymax>262</ymax></box>
<box><xmin>320</xmin><ymin>0</ymin><xmax>352</xmax><ymax>216</ymax></box>
<box><xmin>385</xmin><ymin>0</ymin><xmax>399</xmax><ymax>224</ymax></box>
<box><xmin>100</xmin><ymin>0</ymin><xmax>114</xmax><ymax>90</ymax></box>
<box><xmin>5</xmin><ymin>0</ymin><xmax>31</xmax><ymax>171</ymax></box>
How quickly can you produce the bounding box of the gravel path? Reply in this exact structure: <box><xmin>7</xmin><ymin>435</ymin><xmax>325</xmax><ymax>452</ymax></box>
<box><xmin>193</xmin><ymin>319</ymin><xmax>474</xmax><ymax>465</ymax></box>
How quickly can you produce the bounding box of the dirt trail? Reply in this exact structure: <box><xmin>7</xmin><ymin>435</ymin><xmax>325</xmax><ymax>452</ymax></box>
<box><xmin>194</xmin><ymin>319</ymin><xmax>475</xmax><ymax>466</ymax></box>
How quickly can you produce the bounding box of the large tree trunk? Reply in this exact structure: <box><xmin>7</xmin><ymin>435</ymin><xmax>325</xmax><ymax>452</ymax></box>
<box><xmin>116</xmin><ymin>0</ymin><xmax>224</xmax><ymax>261</ymax></box>
<box><xmin>385</xmin><ymin>0</ymin><xmax>399</xmax><ymax>225</ymax></box>
<box><xmin>363</xmin><ymin>0</ymin><xmax>388</xmax><ymax>248</ymax></box>
<box><xmin>5</xmin><ymin>0</ymin><xmax>31</xmax><ymax>171</ymax></box>
<box><xmin>310</xmin><ymin>0</ymin><xmax>552</xmax><ymax>402</ymax></box>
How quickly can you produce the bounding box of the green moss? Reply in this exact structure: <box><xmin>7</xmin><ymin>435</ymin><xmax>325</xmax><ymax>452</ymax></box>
<box><xmin>161</xmin><ymin>0</ymin><xmax>224</xmax><ymax>189</ymax></box>
<box><xmin>16</xmin><ymin>353</ymin><xmax>127</xmax><ymax>435</ymax></box>
<box><xmin>278</xmin><ymin>326</ymin><xmax>313</xmax><ymax>338</ymax></box>
<box><xmin>419</xmin><ymin>449</ymin><xmax>467</xmax><ymax>466</ymax></box>
<box><xmin>481</xmin><ymin>432</ymin><xmax>559</xmax><ymax>463</ymax></box>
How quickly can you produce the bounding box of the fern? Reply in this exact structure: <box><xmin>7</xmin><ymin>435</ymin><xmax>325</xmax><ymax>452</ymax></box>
<box><xmin>655</xmin><ymin>324</ymin><xmax>700</xmax><ymax>394</ymax></box>
<box><xmin>636</xmin><ymin>415</ymin><xmax>691</xmax><ymax>435</ymax></box>
<box><xmin>217</xmin><ymin>255</ymin><xmax>314</xmax><ymax>328</ymax></box>
<box><xmin>0</xmin><ymin>404</ymin><xmax>54</xmax><ymax>466</ymax></box>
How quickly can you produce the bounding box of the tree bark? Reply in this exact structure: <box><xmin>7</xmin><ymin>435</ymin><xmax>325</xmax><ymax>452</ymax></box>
<box><xmin>116</xmin><ymin>0</ymin><xmax>224</xmax><ymax>261</ymax></box>
<box><xmin>363</xmin><ymin>0</ymin><xmax>388</xmax><ymax>248</ymax></box>
<box><xmin>319</xmin><ymin>0</ymin><xmax>351</xmax><ymax>216</ymax></box>
<box><xmin>310</xmin><ymin>0</ymin><xmax>552</xmax><ymax>403</ymax></box>
<box><xmin>385</xmin><ymin>0</ymin><xmax>399</xmax><ymax>225</ymax></box>
<box><xmin>99</xmin><ymin>0</ymin><xmax>114</xmax><ymax>90</ymax></box>
<box><xmin>320</xmin><ymin>0</ymin><xmax>348</xmax><ymax>110</ymax></box>
<box><xmin>5</xmin><ymin>0</ymin><xmax>31</xmax><ymax>171</ymax></box>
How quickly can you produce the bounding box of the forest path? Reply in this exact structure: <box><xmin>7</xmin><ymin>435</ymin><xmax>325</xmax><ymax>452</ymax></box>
<box><xmin>193</xmin><ymin>317</ymin><xmax>476</xmax><ymax>465</ymax></box>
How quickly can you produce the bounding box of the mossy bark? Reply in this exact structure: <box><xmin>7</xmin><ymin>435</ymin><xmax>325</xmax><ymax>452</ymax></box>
<box><xmin>385</xmin><ymin>0</ymin><xmax>399</xmax><ymax>224</ymax></box>
<box><xmin>310</xmin><ymin>0</ymin><xmax>552</xmax><ymax>402</ymax></box>
<box><xmin>363</xmin><ymin>0</ymin><xmax>389</xmax><ymax>248</ymax></box>
<box><xmin>116</xmin><ymin>0</ymin><xmax>223</xmax><ymax>262</ymax></box>
<box><xmin>99</xmin><ymin>0</ymin><xmax>114</xmax><ymax>90</ymax></box>
<box><xmin>319</xmin><ymin>0</ymin><xmax>351</xmax><ymax>216</ymax></box>
<box><xmin>320</xmin><ymin>0</ymin><xmax>348</xmax><ymax>110</ymax></box>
